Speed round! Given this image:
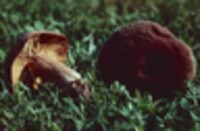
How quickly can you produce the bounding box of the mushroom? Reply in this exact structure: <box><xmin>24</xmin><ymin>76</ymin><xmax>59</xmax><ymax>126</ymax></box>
<box><xmin>97</xmin><ymin>21</ymin><xmax>196</xmax><ymax>98</ymax></box>
<box><xmin>5</xmin><ymin>31</ymin><xmax>90</xmax><ymax>99</ymax></box>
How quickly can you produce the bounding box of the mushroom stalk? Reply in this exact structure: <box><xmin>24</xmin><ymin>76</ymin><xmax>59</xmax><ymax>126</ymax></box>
<box><xmin>22</xmin><ymin>55</ymin><xmax>90</xmax><ymax>100</ymax></box>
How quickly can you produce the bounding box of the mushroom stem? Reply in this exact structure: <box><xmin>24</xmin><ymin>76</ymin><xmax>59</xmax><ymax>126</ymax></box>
<box><xmin>21</xmin><ymin>55</ymin><xmax>90</xmax><ymax>99</ymax></box>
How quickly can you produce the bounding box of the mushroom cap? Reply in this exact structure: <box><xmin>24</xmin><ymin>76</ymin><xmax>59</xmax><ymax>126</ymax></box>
<box><xmin>97</xmin><ymin>21</ymin><xmax>196</xmax><ymax>98</ymax></box>
<box><xmin>5</xmin><ymin>31</ymin><xmax>68</xmax><ymax>92</ymax></box>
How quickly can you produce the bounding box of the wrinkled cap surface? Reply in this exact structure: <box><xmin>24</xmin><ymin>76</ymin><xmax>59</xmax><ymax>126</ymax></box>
<box><xmin>97</xmin><ymin>20</ymin><xmax>196</xmax><ymax>98</ymax></box>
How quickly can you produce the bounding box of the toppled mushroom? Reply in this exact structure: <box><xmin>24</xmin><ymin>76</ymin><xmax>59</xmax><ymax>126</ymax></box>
<box><xmin>5</xmin><ymin>31</ymin><xmax>89</xmax><ymax>99</ymax></box>
<box><xmin>97</xmin><ymin>21</ymin><xmax>196</xmax><ymax>98</ymax></box>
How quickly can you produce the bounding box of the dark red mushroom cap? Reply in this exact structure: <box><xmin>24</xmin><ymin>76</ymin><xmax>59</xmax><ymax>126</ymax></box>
<box><xmin>97</xmin><ymin>21</ymin><xmax>196</xmax><ymax>98</ymax></box>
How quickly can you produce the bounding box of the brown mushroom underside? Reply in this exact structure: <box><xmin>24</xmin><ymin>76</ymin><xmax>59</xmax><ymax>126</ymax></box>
<box><xmin>5</xmin><ymin>31</ymin><xmax>68</xmax><ymax>93</ymax></box>
<box><xmin>97</xmin><ymin>21</ymin><xmax>196</xmax><ymax>98</ymax></box>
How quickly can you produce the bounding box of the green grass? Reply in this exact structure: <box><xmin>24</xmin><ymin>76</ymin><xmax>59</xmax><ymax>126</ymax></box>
<box><xmin>0</xmin><ymin>0</ymin><xmax>200</xmax><ymax>130</ymax></box>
